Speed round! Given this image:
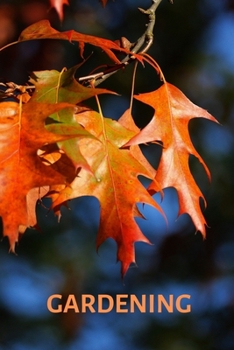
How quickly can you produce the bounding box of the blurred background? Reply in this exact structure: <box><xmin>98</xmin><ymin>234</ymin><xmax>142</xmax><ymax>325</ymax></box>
<box><xmin>0</xmin><ymin>0</ymin><xmax>234</xmax><ymax>349</ymax></box>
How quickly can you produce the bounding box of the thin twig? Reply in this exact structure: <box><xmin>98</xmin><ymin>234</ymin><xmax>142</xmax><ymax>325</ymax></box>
<box><xmin>134</xmin><ymin>0</ymin><xmax>163</xmax><ymax>54</ymax></box>
<box><xmin>92</xmin><ymin>0</ymin><xmax>166</xmax><ymax>87</ymax></box>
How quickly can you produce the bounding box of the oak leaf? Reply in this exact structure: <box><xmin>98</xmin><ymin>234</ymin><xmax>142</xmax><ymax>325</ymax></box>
<box><xmin>30</xmin><ymin>66</ymin><xmax>113</xmax><ymax>170</ymax></box>
<box><xmin>0</xmin><ymin>100</ymin><xmax>88</xmax><ymax>250</ymax></box>
<box><xmin>30</xmin><ymin>66</ymin><xmax>112</xmax><ymax>107</ymax></box>
<box><xmin>18</xmin><ymin>20</ymin><xmax>132</xmax><ymax>64</ymax></box>
<box><xmin>125</xmin><ymin>82</ymin><xmax>218</xmax><ymax>236</ymax></box>
<box><xmin>48</xmin><ymin>109</ymin><xmax>163</xmax><ymax>276</ymax></box>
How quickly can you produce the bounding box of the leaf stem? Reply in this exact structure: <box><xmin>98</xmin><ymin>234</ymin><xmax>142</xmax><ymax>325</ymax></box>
<box><xmin>141</xmin><ymin>52</ymin><xmax>167</xmax><ymax>83</ymax></box>
<box><xmin>129</xmin><ymin>61</ymin><xmax>138</xmax><ymax>113</ymax></box>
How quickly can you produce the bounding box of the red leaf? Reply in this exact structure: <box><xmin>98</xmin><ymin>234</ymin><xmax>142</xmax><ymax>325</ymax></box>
<box><xmin>18</xmin><ymin>20</ymin><xmax>133</xmax><ymax>64</ymax></box>
<box><xmin>0</xmin><ymin>100</ymin><xmax>78</xmax><ymax>249</ymax></box>
<box><xmin>126</xmin><ymin>82</ymin><xmax>218</xmax><ymax>236</ymax></box>
<box><xmin>48</xmin><ymin>109</ymin><xmax>163</xmax><ymax>276</ymax></box>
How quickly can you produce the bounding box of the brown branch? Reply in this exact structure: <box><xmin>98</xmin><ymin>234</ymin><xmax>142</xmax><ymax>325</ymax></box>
<box><xmin>86</xmin><ymin>0</ymin><xmax>170</xmax><ymax>87</ymax></box>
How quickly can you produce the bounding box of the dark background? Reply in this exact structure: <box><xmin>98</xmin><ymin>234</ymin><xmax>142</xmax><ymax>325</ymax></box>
<box><xmin>0</xmin><ymin>0</ymin><xmax>234</xmax><ymax>349</ymax></box>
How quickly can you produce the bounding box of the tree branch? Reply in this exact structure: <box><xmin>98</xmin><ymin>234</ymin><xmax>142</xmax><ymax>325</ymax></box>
<box><xmin>133</xmin><ymin>0</ymin><xmax>163</xmax><ymax>54</ymax></box>
<box><xmin>83</xmin><ymin>0</ymin><xmax>170</xmax><ymax>87</ymax></box>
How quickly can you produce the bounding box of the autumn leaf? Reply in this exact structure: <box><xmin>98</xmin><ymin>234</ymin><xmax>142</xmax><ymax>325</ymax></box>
<box><xmin>49</xmin><ymin>0</ymin><xmax>69</xmax><ymax>20</ymax></box>
<box><xmin>0</xmin><ymin>0</ymin><xmax>219</xmax><ymax>280</ymax></box>
<box><xmin>48</xmin><ymin>109</ymin><xmax>163</xmax><ymax>276</ymax></box>
<box><xmin>125</xmin><ymin>82</ymin><xmax>218</xmax><ymax>236</ymax></box>
<box><xmin>30</xmin><ymin>66</ymin><xmax>113</xmax><ymax>169</ymax></box>
<box><xmin>18</xmin><ymin>20</ymin><xmax>132</xmax><ymax>64</ymax></box>
<box><xmin>30</xmin><ymin>65</ymin><xmax>113</xmax><ymax>107</ymax></box>
<box><xmin>0</xmin><ymin>100</ymin><xmax>87</xmax><ymax>250</ymax></box>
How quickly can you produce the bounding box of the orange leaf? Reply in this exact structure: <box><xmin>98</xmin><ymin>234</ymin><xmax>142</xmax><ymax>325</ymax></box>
<box><xmin>126</xmin><ymin>82</ymin><xmax>218</xmax><ymax>236</ymax></box>
<box><xmin>49</xmin><ymin>109</ymin><xmax>163</xmax><ymax>276</ymax></box>
<box><xmin>0</xmin><ymin>100</ymin><xmax>77</xmax><ymax>250</ymax></box>
<box><xmin>18</xmin><ymin>20</ymin><xmax>132</xmax><ymax>64</ymax></box>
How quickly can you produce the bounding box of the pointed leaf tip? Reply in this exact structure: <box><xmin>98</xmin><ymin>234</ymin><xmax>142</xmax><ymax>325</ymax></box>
<box><xmin>49</xmin><ymin>0</ymin><xmax>69</xmax><ymax>21</ymax></box>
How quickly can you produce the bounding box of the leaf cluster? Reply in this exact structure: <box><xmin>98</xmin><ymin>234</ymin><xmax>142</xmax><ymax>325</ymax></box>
<box><xmin>0</xmin><ymin>3</ymin><xmax>217</xmax><ymax>276</ymax></box>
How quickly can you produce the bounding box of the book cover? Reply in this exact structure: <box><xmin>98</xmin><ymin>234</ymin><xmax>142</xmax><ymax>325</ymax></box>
<box><xmin>0</xmin><ymin>1</ymin><xmax>233</xmax><ymax>349</ymax></box>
